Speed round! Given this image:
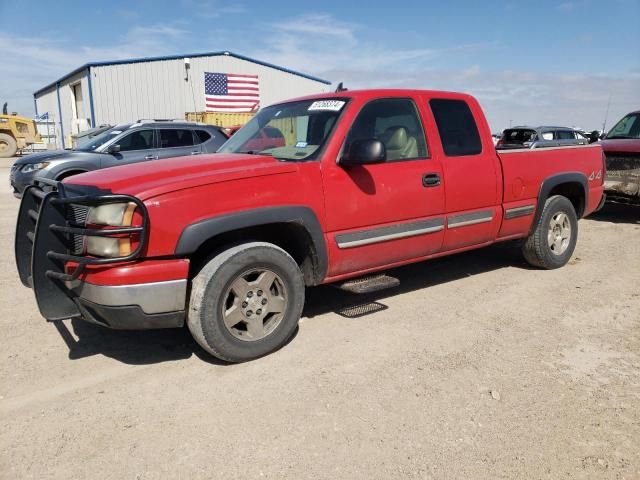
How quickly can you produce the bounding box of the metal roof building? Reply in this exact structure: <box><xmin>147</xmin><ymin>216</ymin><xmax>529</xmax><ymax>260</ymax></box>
<box><xmin>33</xmin><ymin>51</ymin><xmax>331</xmax><ymax>148</ymax></box>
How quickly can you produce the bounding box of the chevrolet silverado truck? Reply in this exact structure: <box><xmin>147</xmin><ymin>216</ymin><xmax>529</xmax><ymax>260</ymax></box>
<box><xmin>15</xmin><ymin>89</ymin><xmax>606</xmax><ymax>362</ymax></box>
<box><xmin>600</xmin><ymin>110</ymin><xmax>640</xmax><ymax>204</ymax></box>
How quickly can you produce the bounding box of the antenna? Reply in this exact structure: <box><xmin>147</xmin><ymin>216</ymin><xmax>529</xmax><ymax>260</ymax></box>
<box><xmin>602</xmin><ymin>93</ymin><xmax>612</xmax><ymax>133</ymax></box>
<box><xmin>335</xmin><ymin>82</ymin><xmax>347</xmax><ymax>93</ymax></box>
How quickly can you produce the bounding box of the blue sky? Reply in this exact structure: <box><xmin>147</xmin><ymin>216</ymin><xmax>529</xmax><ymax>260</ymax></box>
<box><xmin>1</xmin><ymin>0</ymin><xmax>638</xmax><ymax>130</ymax></box>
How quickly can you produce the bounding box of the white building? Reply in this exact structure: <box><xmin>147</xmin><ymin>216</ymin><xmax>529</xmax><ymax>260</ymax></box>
<box><xmin>33</xmin><ymin>51</ymin><xmax>331</xmax><ymax>148</ymax></box>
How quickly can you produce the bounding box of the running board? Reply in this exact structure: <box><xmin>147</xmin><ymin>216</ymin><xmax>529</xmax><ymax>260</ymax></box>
<box><xmin>336</xmin><ymin>274</ymin><xmax>400</xmax><ymax>294</ymax></box>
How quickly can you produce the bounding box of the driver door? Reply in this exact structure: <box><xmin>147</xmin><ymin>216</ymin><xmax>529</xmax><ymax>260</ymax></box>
<box><xmin>321</xmin><ymin>97</ymin><xmax>446</xmax><ymax>277</ymax></box>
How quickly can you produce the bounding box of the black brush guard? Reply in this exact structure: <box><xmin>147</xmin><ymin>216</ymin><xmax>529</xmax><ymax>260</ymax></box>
<box><xmin>15</xmin><ymin>179</ymin><xmax>149</xmax><ymax>321</ymax></box>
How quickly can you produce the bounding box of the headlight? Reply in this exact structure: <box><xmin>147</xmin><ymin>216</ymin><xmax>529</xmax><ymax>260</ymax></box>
<box><xmin>86</xmin><ymin>202</ymin><xmax>136</xmax><ymax>226</ymax></box>
<box><xmin>21</xmin><ymin>162</ymin><xmax>50</xmax><ymax>173</ymax></box>
<box><xmin>85</xmin><ymin>202</ymin><xmax>137</xmax><ymax>258</ymax></box>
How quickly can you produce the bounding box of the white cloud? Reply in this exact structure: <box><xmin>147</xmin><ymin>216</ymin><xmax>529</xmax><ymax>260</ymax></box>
<box><xmin>179</xmin><ymin>0</ymin><xmax>246</xmax><ymax>18</ymax></box>
<box><xmin>0</xmin><ymin>24</ymin><xmax>187</xmax><ymax>115</ymax></box>
<box><xmin>3</xmin><ymin>11</ymin><xmax>638</xmax><ymax>132</ymax></box>
<box><xmin>246</xmin><ymin>13</ymin><xmax>640</xmax><ymax>131</ymax></box>
<box><xmin>557</xmin><ymin>2</ymin><xmax>575</xmax><ymax>11</ymax></box>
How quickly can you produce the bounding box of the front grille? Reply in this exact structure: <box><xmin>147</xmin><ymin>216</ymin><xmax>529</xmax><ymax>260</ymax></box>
<box><xmin>68</xmin><ymin>204</ymin><xmax>89</xmax><ymax>224</ymax></box>
<box><xmin>67</xmin><ymin>204</ymin><xmax>90</xmax><ymax>254</ymax></box>
<box><xmin>17</xmin><ymin>181</ymin><xmax>149</xmax><ymax>285</ymax></box>
<box><xmin>604</xmin><ymin>153</ymin><xmax>640</xmax><ymax>172</ymax></box>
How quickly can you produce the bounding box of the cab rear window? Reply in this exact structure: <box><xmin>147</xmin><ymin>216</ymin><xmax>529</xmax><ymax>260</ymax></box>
<box><xmin>429</xmin><ymin>99</ymin><xmax>482</xmax><ymax>156</ymax></box>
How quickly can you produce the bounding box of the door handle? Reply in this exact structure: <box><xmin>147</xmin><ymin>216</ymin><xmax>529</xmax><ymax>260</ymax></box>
<box><xmin>144</xmin><ymin>154</ymin><xmax>156</xmax><ymax>160</ymax></box>
<box><xmin>422</xmin><ymin>173</ymin><xmax>441</xmax><ymax>187</ymax></box>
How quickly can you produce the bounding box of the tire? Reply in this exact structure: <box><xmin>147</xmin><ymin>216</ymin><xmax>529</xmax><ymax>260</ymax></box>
<box><xmin>522</xmin><ymin>195</ymin><xmax>578</xmax><ymax>269</ymax></box>
<box><xmin>0</xmin><ymin>133</ymin><xmax>18</xmax><ymax>158</ymax></box>
<box><xmin>187</xmin><ymin>242</ymin><xmax>305</xmax><ymax>362</ymax></box>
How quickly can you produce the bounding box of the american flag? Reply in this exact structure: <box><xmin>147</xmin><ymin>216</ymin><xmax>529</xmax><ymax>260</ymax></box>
<box><xmin>204</xmin><ymin>72</ymin><xmax>260</xmax><ymax>112</ymax></box>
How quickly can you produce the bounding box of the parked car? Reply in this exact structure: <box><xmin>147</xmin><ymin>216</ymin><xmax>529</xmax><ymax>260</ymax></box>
<box><xmin>496</xmin><ymin>126</ymin><xmax>589</xmax><ymax>149</ymax></box>
<box><xmin>16</xmin><ymin>89</ymin><xmax>605</xmax><ymax>362</ymax></box>
<box><xmin>600</xmin><ymin>110</ymin><xmax>640</xmax><ymax>204</ymax></box>
<box><xmin>243</xmin><ymin>125</ymin><xmax>286</xmax><ymax>151</ymax></box>
<box><xmin>9</xmin><ymin>121</ymin><xmax>228</xmax><ymax>197</ymax></box>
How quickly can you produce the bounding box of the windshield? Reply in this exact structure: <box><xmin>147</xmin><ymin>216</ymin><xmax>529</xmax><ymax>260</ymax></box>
<box><xmin>75</xmin><ymin>126</ymin><xmax>129</xmax><ymax>151</ymax></box>
<box><xmin>606</xmin><ymin>113</ymin><xmax>640</xmax><ymax>139</ymax></box>
<box><xmin>218</xmin><ymin>99</ymin><xmax>347</xmax><ymax>160</ymax></box>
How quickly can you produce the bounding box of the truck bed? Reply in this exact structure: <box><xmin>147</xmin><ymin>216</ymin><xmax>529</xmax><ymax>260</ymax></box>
<box><xmin>498</xmin><ymin>144</ymin><xmax>605</xmax><ymax>216</ymax></box>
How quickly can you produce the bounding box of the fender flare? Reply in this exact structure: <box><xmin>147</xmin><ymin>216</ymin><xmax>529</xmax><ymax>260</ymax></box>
<box><xmin>532</xmin><ymin>172</ymin><xmax>588</xmax><ymax>230</ymax></box>
<box><xmin>174</xmin><ymin>206</ymin><xmax>328</xmax><ymax>282</ymax></box>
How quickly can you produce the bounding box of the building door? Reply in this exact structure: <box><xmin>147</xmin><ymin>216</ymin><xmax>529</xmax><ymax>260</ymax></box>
<box><xmin>71</xmin><ymin>83</ymin><xmax>87</xmax><ymax>134</ymax></box>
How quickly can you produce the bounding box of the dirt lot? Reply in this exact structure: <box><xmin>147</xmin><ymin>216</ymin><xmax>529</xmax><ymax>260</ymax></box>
<box><xmin>1</xmin><ymin>157</ymin><xmax>639</xmax><ymax>479</ymax></box>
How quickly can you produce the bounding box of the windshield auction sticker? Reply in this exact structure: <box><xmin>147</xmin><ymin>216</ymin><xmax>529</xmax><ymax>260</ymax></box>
<box><xmin>308</xmin><ymin>100</ymin><xmax>346</xmax><ymax>112</ymax></box>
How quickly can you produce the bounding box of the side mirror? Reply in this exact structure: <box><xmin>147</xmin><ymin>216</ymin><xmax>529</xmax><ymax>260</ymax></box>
<box><xmin>108</xmin><ymin>144</ymin><xmax>121</xmax><ymax>154</ymax></box>
<box><xmin>340</xmin><ymin>139</ymin><xmax>385</xmax><ymax>166</ymax></box>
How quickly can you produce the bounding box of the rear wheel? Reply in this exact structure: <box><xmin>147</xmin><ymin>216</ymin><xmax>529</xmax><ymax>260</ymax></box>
<box><xmin>187</xmin><ymin>242</ymin><xmax>305</xmax><ymax>362</ymax></box>
<box><xmin>0</xmin><ymin>133</ymin><xmax>18</xmax><ymax>158</ymax></box>
<box><xmin>522</xmin><ymin>195</ymin><xmax>578</xmax><ymax>269</ymax></box>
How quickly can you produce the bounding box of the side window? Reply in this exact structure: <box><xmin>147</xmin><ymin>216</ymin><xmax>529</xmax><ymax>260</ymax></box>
<box><xmin>159</xmin><ymin>129</ymin><xmax>195</xmax><ymax>148</ymax></box>
<box><xmin>541</xmin><ymin>132</ymin><xmax>554</xmax><ymax>140</ymax></box>
<box><xmin>556</xmin><ymin>130</ymin><xmax>575</xmax><ymax>140</ymax></box>
<box><xmin>194</xmin><ymin>130</ymin><xmax>212</xmax><ymax>144</ymax></box>
<box><xmin>344</xmin><ymin>98</ymin><xmax>428</xmax><ymax>161</ymax></box>
<box><xmin>117</xmin><ymin>129</ymin><xmax>154</xmax><ymax>152</ymax></box>
<box><xmin>429</xmin><ymin>99</ymin><xmax>482</xmax><ymax>156</ymax></box>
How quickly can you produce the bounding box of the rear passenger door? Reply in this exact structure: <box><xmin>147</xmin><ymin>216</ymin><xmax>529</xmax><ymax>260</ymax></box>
<box><xmin>156</xmin><ymin>128</ymin><xmax>199</xmax><ymax>160</ymax></box>
<box><xmin>196</xmin><ymin>128</ymin><xmax>226</xmax><ymax>153</ymax></box>
<box><xmin>426</xmin><ymin>97</ymin><xmax>502</xmax><ymax>251</ymax></box>
<box><xmin>555</xmin><ymin>129</ymin><xmax>579</xmax><ymax>147</ymax></box>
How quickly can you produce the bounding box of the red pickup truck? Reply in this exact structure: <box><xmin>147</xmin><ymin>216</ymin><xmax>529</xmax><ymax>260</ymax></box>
<box><xmin>16</xmin><ymin>89</ymin><xmax>606</xmax><ymax>362</ymax></box>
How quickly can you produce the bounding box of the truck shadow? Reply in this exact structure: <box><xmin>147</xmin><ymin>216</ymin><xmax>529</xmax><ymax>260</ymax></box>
<box><xmin>53</xmin><ymin>242</ymin><xmax>527</xmax><ymax>365</ymax></box>
<box><xmin>587</xmin><ymin>202</ymin><xmax>640</xmax><ymax>224</ymax></box>
<box><xmin>303</xmin><ymin>242</ymin><xmax>527</xmax><ymax>319</ymax></box>
<box><xmin>54</xmin><ymin>317</ymin><xmax>299</xmax><ymax>366</ymax></box>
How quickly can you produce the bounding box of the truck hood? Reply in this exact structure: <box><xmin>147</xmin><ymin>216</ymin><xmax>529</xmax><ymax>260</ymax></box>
<box><xmin>600</xmin><ymin>139</ymin><xmax>640</xmax><ymax>154</ymax></box>
<box><xmin>65</xmin><ymin>153</ymin><xmax>299</xmax><ymax>199</ymax></box>
<box><xmin>14</xmin><ymin>150</ymin><xmax>77</xmax><ymax>165</ymax></box>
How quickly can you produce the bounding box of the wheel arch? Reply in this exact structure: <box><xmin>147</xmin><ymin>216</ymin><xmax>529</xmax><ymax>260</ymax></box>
<box><xmin>532</xmin><ymin>172</ymin><xmax>587</xmax><ymax>233</ymax></box>
<box><xmin>55</xmin><ymin>168</ymin><xmax>89</xmax><ymax>181</ymax></box>
<box><xmin>175</xmin><ymin>206</ymin><xmax>328</xmax><ymax>286</ymax></box>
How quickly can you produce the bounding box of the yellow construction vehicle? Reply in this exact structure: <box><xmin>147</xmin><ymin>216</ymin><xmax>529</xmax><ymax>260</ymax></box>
<box><xmin>0</xmin><ymin>104</ymin><xmax>42</xmax><ymax>158</ymax></box>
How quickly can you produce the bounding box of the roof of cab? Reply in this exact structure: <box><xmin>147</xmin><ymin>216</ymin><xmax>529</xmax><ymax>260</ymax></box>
<box><xmin>274</xmin><ymin>88</ymin><xmax>476</xmax><ymax>105</ymax></box>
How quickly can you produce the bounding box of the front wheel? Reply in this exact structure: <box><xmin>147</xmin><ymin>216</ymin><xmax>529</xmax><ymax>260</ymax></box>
<box><xmin>187</xmin><ymin>242</ymin><xmax>305</xmax><ymax>362</ymax></box>
<box><xmin>0</xmin><ymin>133</ymin><xmax>18</xmax><ymax>158</ymax></box>
<box><xmin>522</xmin><ymin>195</ymin><xmax>578</xmax><ymax>269</ymax></box>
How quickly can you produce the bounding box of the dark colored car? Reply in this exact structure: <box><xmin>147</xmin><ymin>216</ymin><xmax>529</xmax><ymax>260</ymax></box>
<box><xmin>496</xmin><ymin>126</ymin><xmax>589</xmax><ymax>150</ymax></box>
<box><xmin>10</xmin><ymin>121</ymin><xmax>227</xmax><ymax>197</ymax></box>
<box><xmin>600</xmin><ymin>110</ymin><xmax>640</xmax><ymax>204</ymax></box>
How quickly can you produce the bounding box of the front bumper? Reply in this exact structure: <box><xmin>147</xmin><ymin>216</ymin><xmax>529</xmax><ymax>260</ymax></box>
<box><xmin>74</xmin><ymin>293</ymin><xmax>185</xmax><ymax>330</ymax></box>
<box><xmin>15</xmin><ymin>181</ymin><xmax>187</xmax><ymax>330</ymax></box>
<box><xmin>66</xmin><ymin>279</ymin><xmax>187</xmax><ymax>329</ymax></box>
<box><xmin>10</xmin><ymin>167</ymin><xmax>39</xmax><ymax>197</ymax></box>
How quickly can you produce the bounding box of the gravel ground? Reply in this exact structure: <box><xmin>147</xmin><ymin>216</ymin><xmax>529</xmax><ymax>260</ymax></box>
<box><xmin>1</xmin><ymin>157</ymin><xmax>639</xmax><ymax>479</ymax></box>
